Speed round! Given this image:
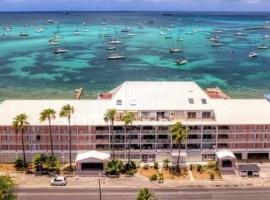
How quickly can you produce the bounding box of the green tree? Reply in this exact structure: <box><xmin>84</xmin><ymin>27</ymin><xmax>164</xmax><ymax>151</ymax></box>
<box><xmin>169</xmin><ymin>122</ymin><xmax>189</xmax><ymax>170</ymax></box>
<box><xmin>137</xmin><ymin>188</ymin><xmax>158</xmax><ymax>200</ymax></box>
<box><xmin>46</xmin><ymin>155</ymin><xmax>60</xmax><ymax>173</ymax></box>
<box><xmin>0</xmin><ymin>175</ymin><xmax>16</xmax><ymax>200</ymax></box>
<box><xmin>59</xmin><ymin>104</ymin><xmax>74</xmax><ymax>169</ymax></box>
<box><xmin>12</xmin><ymin>114</ymin><xmax>29</xmax><ymax>167</ymax></box>
<box><xmin>33</xmin><ymin>153</ymin><xmax>47</xmax><ymax>172</ymax></box>
<box><xmin>14</xmin><ymin>157</ymin><xmax>24</xmax><ymax>169</ymax></box>
<box><xmin>40</xmin><ymin>108</ymin><xmax>56</xmax><ymax>156</ymax></box>
<box><xmin>122</xmin><ymin>112</ymin><xmax>135</xmax><ymax>170</ymax></box>
<box><xmin>104</xmin><ymin>109</ymin><xmax>116</xmax><ymax>160</ymax></box>
<box><xmin>105</xmin><ymin>159</ymin><xmax>124</xmax><ymax>176</ymax></box>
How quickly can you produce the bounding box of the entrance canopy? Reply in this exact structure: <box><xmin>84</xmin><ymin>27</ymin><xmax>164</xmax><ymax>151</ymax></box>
<box><xmin>75</xmin><ymin>150</ymin><xmax>110</xmax><ymax>163</ymax></box>
<box><xmin>216</xmin><ymin>150</ymin><xmax>236</xmax><ymax>160</ymax></box>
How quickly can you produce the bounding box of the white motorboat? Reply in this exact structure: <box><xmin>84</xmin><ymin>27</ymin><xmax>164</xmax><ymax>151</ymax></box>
<box><xmin>108</xmin><ymin>54</ymin><xmax>126</xmax><ymax>60</ymax></box>
<box><xmin>53</xmin><ymin>48</ymin><xmax>68</xmax><ymax>54</ymax></box>
<box><xmin>249</xmin><ymin>52</ymin><xmax>258</xmax><ymax>58</ymax></box>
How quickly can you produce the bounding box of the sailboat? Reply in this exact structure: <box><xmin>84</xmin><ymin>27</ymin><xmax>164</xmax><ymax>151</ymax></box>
<box><xmin>185</xmin><ymin>25</ymin><xmax>194</xmax><ymax>35</ymax></box>
<box><xmin>176</xmin><ymin>45</ymin><xmax>188</xmax><ymax>65</ymax></box>
<box><xmin>108</xmin><ymin>28</ymin><xmax>122</xmax><ymax>44</ymax></box>
<box><xmin>51</xmin><ymin>26</ymin><xmax>68</xmax><ymax>54</ymax></box>
<box><xmin>107</xmin><ymin>45</ymin><xmax>117</xmax><ymax>50</ymax></box>
<box><xmin>108</xmin><ymin>54</ymin><xmax>126</xmax><ymax>60</ymax></box>
<box><xmin>170</xmin><ymin>39</ymin><xmax>182</xmax><ymax>53</ymax></box>
<box><xmin>257</xmin><ymin>44</ymin><xmax>269</xmax><ymax>49</ymax></box>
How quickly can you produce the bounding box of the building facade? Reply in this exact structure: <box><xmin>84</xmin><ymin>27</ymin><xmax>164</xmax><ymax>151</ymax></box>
<box><xmin>1</xmin><ymin>81</ymin><xmax>270</xmax><ymax>163</ymax></box>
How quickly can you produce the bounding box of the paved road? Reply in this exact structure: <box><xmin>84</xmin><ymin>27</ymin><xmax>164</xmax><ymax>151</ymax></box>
<box><xmin>16</xmin><ymin>187</ymin><xmax>270</xmax><ymax>200</ymax></box>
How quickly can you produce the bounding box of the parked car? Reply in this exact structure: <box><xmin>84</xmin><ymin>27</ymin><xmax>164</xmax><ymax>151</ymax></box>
<box><xmin>51</xmin><ymin>176</ymin><xmax>67</xmax><ymax>186</ymax></box>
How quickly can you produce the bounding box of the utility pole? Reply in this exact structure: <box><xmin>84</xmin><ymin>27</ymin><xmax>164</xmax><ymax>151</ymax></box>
<box><xmin>98</xmin><ymin>174</ymin><xmax>102</xmax><ymax>200</ymax></box>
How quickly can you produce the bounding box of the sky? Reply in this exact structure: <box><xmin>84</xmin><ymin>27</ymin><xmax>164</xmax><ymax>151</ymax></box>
<box><xmin>0</xmin><ymin>0</ymin><xmax>270</xmax><ymax>12</ymax></box>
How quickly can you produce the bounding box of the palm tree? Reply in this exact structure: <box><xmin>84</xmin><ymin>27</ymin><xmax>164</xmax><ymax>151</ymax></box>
<box><xmin>104</xmin><ymin>109</ymin><xmax>116</xmax><ymax>160</ymax></box>
<box><xmin>12</xmin><ymin>114</ymin><xmax>29</xmax><ymax>167</ymax></box>
<box><xmin>40</xmin><ymin>108</ymin><xmax>56</xmax><ymax>156</ymax></box>
<box><xmin>122</xmin><ymin>112</ymin><xmax>135</xmax><ymax>170</ymax></box>
<box><xmin>59</xmin><ymin>104</ymin><xmax>74</xmax><ymax>169</ymax></box>
<box><xmin>169</xmin><ymin>122</ymin><xmax>189</xmax><ymax>170</ymax></box>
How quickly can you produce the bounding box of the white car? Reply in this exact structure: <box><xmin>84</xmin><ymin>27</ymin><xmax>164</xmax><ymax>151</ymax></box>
<box><xmin>51</xmin><ymin>176</ymin><xmax>67</xmax><ymax>186</ymax></box>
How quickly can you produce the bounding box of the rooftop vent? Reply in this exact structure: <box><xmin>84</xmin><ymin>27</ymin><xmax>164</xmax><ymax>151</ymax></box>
<box><xmin>116</xmin><ymin>99</ymin><xmax>122</xmax><ymax>105</ymax></box>
<box><xmin>188</xmin><ymin>98</ymin><xmax>194</xmax><ymax>104</ymax></box>
<box><xmin>201</xmin><ymin>98</ymin><xmax>207</xmax><ymax>104</ymax></box>
<box><xmin>130</xmin><ymin>99</ymin><xmax>137</xmax><ymax>106</ymax></box>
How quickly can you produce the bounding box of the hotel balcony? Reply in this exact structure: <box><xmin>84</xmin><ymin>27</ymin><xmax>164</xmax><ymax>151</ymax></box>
<box><xmin>202</xmin><ymin>139</ymin><xmax>216</xmax><ymax>143</ymax></box>
<box><xmin>188</xmin><ymin>139</ymin><xmax>202</xmax><ymax>144</ymax></box>
<box><xmin>156</xmin><ymin>139</ymin><xmax>170</xmax><ymax>143</ymax></box>
<box><xmin>141</xmin><ymin>139</ymin><xmax>156</xmax><ymax>143</ymax></box>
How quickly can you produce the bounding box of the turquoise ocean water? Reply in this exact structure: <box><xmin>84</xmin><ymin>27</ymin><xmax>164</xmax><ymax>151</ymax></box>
<box><xmin>0</xmin><ymin>12</ymin><xmax>270</xmax><ymax>99</ymax></box>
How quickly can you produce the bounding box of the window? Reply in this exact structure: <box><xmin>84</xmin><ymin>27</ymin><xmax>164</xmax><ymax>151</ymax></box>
<box><xmin>36</xmin><ymin>135</ymin><xmax>41</xmax><ymax>141</ymax></box>
<box><xmin>201</xmin><ymin>99</ymin><xmax>207</xmax><ymax>104</ymax></box>
<box><xmin>116</xmin><ymin>99</ymin><xmax>122</xmax><ymax>105</ymax></box>
<box><xmin>188</xmin><ymin>98</ymin><xmax>194</xmax><ymax>104</ymax></box>
<box><xmin>187</xmin><ymin>112</ymin><xmax>196</xmax><ymax>119</ymax></box>
<box><xmin>202</xmin><ymin>112</ymin><xmax>211</xmax><ymax>119</ymax></box>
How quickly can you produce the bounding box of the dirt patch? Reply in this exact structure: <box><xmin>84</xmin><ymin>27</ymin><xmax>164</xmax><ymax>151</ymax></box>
<box><xmin>160</xmin><ymin>168</ymin><xmax>188</xmax><ymax>180</ymax></box>
<box><xmin>0</xmin><ymin>164</ymin><xmax>17</xmax><ymax>172</ymax></box>
<box><xmin>138</xmin><ymin>167</ymin><xmax>188</xmax><ymax>180</ymax></box>
<box><xmin>138</xmin><ymin>167</ymin><xmax>157</xmax><ymax>178</ymax></box>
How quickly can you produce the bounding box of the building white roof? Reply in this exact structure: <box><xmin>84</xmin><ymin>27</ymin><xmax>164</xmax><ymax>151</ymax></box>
<box><xmin>216</xmin><ymin>150</ymin><xmax>236</xmax><ymax>159</ymax></box>
<box><xmin>1</xmin><ymin>81</ymin><xmax>270</xmax><ymax>126</ymax></box>
<box><xmin>110</xmin><ymin>81</ymin><xmax>213</xmax><ymax>111</ymax></box>
<box><xmin>212</xmin><ymin>99</ymin><xmax>270</xmax><ymax>125</ymax></box>
<box><xmin>0</xmin><ymin>100</ymin><xmax>112</xmax><ymax>126</ymax></box>
<box><xmin>75</xmin><ymin>150</ymin><xmax>110</xmax><ymax>163</ymax></box>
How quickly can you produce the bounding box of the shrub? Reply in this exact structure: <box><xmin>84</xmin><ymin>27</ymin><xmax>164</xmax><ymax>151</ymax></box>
<box><xmin>46</xmin><ymin>155</ymin><xmax>60</xmax><ymax>173</ymax></box>
<box><xmin>197</xmin><ymin>164</ymin><xmax>203</xmax><ymax>173</ymax></box>
<box><xmin>106</xmin><ymin>159</ymin><xmax>124</xmax><ymax>176</ymax></box>
<box><xmin>154</xmin><ymin>162</ymin><xmax>159</xmax><ymax>170</ymax></box>
<box><xmin>15</xmin><ymin>156</ymin><xmax>24</xmax><ymax>169</ymax></box>
<box><xmin>209</xmin><ymin>172</ymin><xmax>215</xmax><ymax>180</ymax></box>
<box><xmin>158</xmin><ymin>173</ymin><xmax>164</xmax><ymax>181</ymax></box>
<box><xmin>33</xmin><ymin>154</ymin><xmax>47</xmax><ymax>172</ymax></box>
<box><xmin>143</xmin><ymin>164</ymin><xmax>149</xmax><ymax>170</ymax></box>
<box><xmin>163</xmin><ymin>159</ymin><xmax>170</xmax><ymax>170</ymax></box>
<box><xmin>125</xmin><ymin>161</ymin><xmax>137</xmax><ymax>171</ymax></box>
<box><xmin>149</xmin><ymin>174</ymin><xmax>158</xmax><ymax>181</ymax></box>
<box><xmin>137</xmin><ymin>188</ymin><xmax>157</xmax><ymax>200</ymax></box>
<box><xmin>0</xmin><ymin>175</ymin><xmax>16</xmax><ymax>200</ymax></box>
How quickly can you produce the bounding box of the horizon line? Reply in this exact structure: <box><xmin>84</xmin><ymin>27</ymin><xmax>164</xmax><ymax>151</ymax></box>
<box><xmin>0</xmin><ymin>10</ymin><xmax>270</xmax><ymax>13</ymax></box>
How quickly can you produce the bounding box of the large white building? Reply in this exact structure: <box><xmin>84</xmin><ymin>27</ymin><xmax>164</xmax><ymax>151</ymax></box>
<box><xmin>1</xmin><ymin>81</ymin><xmax>270</xmax><ymax>164</ymax></box>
